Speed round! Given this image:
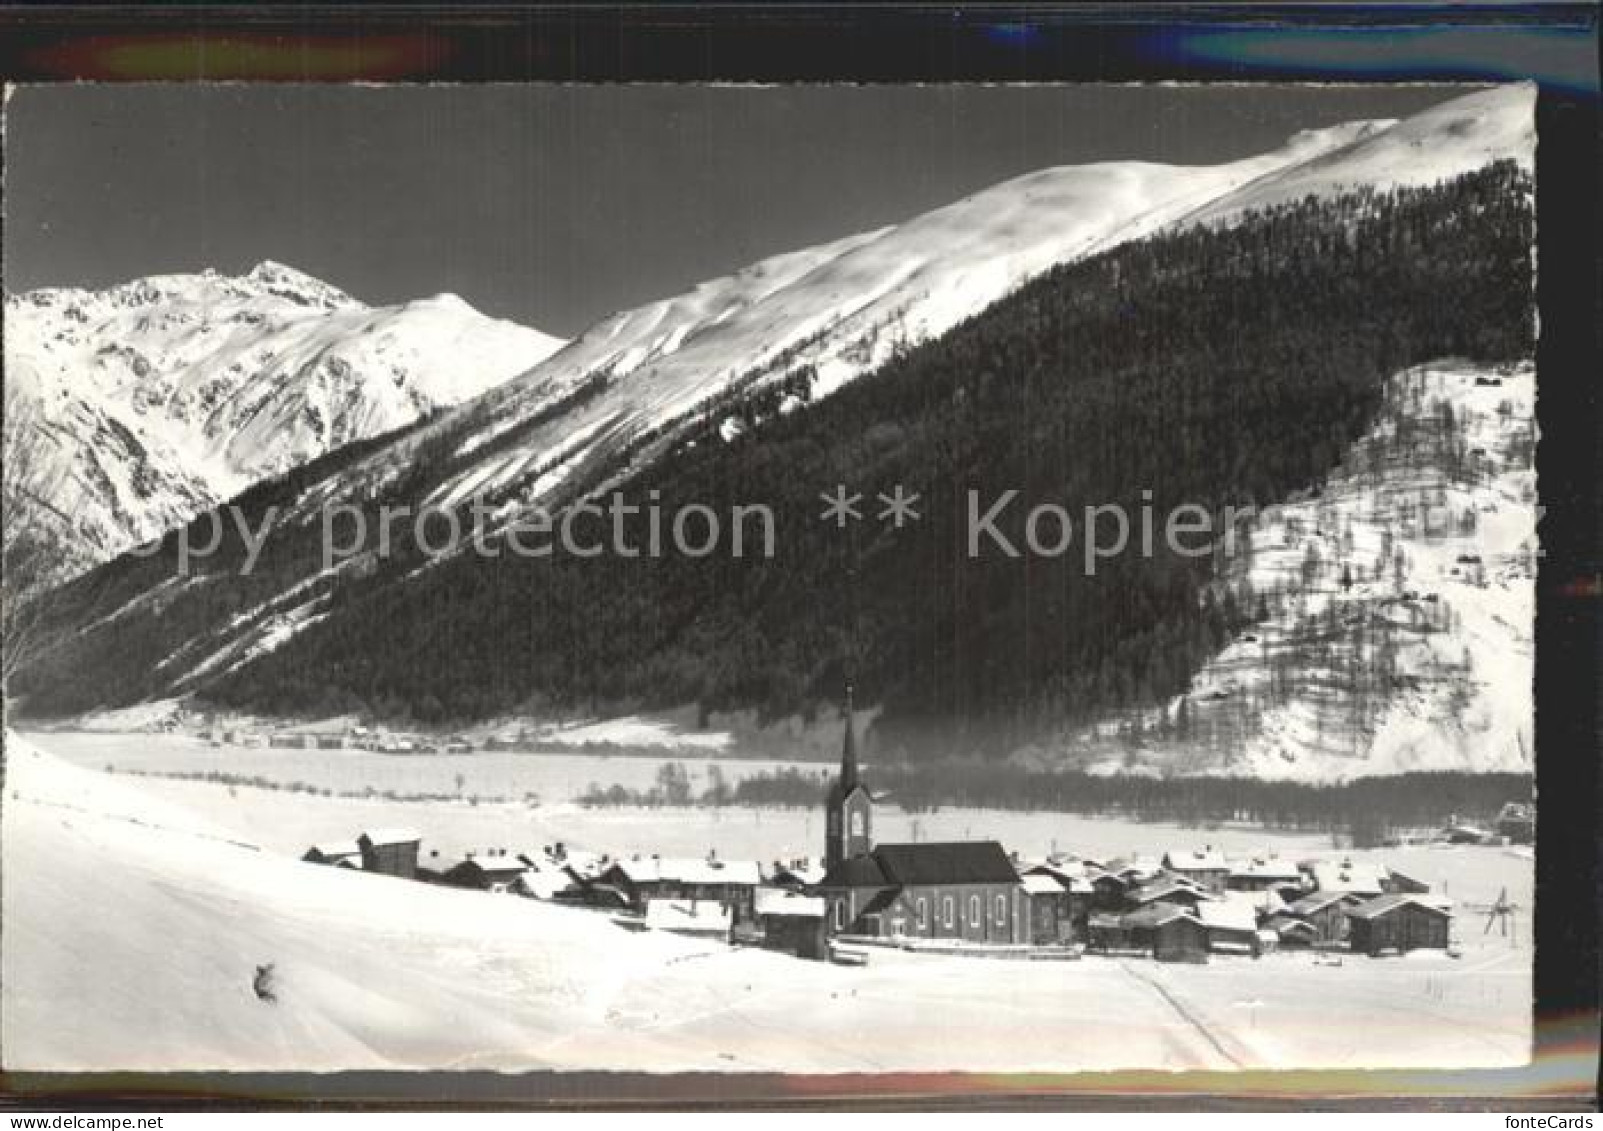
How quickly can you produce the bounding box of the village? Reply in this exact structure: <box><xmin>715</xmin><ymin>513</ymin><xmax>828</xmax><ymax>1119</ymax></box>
<box><xmin>300</xmin><ymin>705</ymin><xmax>1533</xmax><ymax>968</ymax></box>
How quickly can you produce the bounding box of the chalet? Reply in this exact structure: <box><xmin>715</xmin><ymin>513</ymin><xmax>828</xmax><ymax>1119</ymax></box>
<box><xmin>1496</xmin><ymin>802</ymin><xmax>1534</xmax><ymax>845</ymax></box>
<box><xmin>1162</xmin><ymin>847</ymin><xmax>1229</xmax><ymax>892</ymax></box>
<box><xmin>357</xmin><ymin>829</ymin><xmax>422</xmax><ymax>879</ymax></box>
<box><xmin>301</xmin><ymin>841</ymin><xmax>361</xmax><ymax>868</ymax></box>
<box><xmin>512</xmin><ymin>853</ymin><xmax>584</xmax><ymax>901</ymax></box>
<box><xmin>1227</xmin><ymin>854</ymin><xmax>1304</xmax><ymax>893</ymax></box>
<box><xmin>1127</xmin><ymin>875</ymin><xmax>1212</xmax><ymax>912</ymax></box>
<box><xmin>1266</xmin><ymin>914</ymin><xmax>1318</xmax><ymax>948</ymax></box>
<box><xmin>1345</xmin><ymin>894</ymin><xmax>1453</xmax><ymax>956</ymax></box>
<box><xmin>444</xmin><ymin>738</ymin><xmax>475</xmax><ymax>754</ymax></box>
<box><xmin>1090</xmin><ymin>869</ymin><xmax>1134</xmax><ymax>911</ymax></box>
<box><xmin>1195</xmin><ymin>897</ymin><xmax>1262</xmax><ymax>956</ymax></box>
<box><xmin>1285</xmin><ymin>891</ymin><xmax>1354</xmax><ymax>945</ymax></box>
<box><xmin>598</xmin><ymin>854</ymin><xmax>761</xmax><ymax>922</ymax></box>
<box><xmin>442</xmin><ymin>852</ymin><xmax>527</xmax><ymax>892</ymax></box>
<box><xmin>1307</xmin><ymin>858</ymin><xmax>1387</xmax><ymax>899</ymax></box>
<box><xmin>753</xmin><ymin>886</ymin><xmax>827</xmax><ymax>960</ymax></box>
<box><xmin>1020</xmin><ymin>861</ymin><xmax>1094</xmax><ymax>942</ymax></box>
<box><xmin>644</xmin><ymin>898</ymin><xmax>733</xmax><ymax>940</ymax></box>
<box><xmin>314</xmin><ymin>734</ymin><xmax>346</xmax><ymax>750</ymax></box>
<box><xmin>1120</xmin><ymin>904</ymin><xmax>1210</xmax><ymax>963</ymax></box>
<box><xmin>1020</xmin><ymin>873</ymin><xmax>1075</xmax><ymax>945</ymax></box>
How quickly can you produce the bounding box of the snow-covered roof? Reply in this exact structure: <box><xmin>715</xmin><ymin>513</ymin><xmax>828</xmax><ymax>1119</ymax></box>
<box><xmin>1346</xmin><ymin>893</ymin><xmax>1452</xmax><ymax>921</ymax></box>
<box><xmin>305</xmin><ymin>841</ymin><xmax>360</xmax><ymax>859</ymax></box>
<box><xmin>769</xmin><ymin>859</ymin><xmax>826</xmax><ymax>885</ymax></box>
<box><xmin>1122</xmin><ymin>903</ymin><xmax>1201</xmax><ymax>930</ymax></box>
<box><xmin>451</xmin><ymin>855</ymin><xmax>527</xmax><ymax>878</ymax></box>
<box><xmin>1164</xmin><ymin>847</ymin><xmax>1227</xmax><ymax>873</ymax></box>
<box><xmin>1287</xmin><ymin>891</ymin><xmax>1352</xmax><ymax>916</ymax></box>
<box><xmin>1020</xmin><ymin>874</ymin><xmax>1067</xmax><ymax>896</ymax></box>
<box><xmin>612</xmin><ymin>856</ymin><xmax>761</xmax><ymax>887</ymax></box>
<box><xmin>1023</xmin><ymin>860</ymin><xmax>1096</xmax><ymax>892</ymax></box>
<box><xmin>358</xmin><ymin>828</ymin><xmax>421</xmax><ymax>847</ymax></box>
<box><xmin>1228</xmin><ymin>854</ymin><xmax>1302</xmax><ymax>881</ymax></box>
<box><xmin>1129</xmin><ymin>876</ymin><xmax>1212</xmax><ymax>905</ymax></box>
<box><xmin>515</xmin><ymin>865</ymin><xmax>578</xmax><ymax>901</ymax></box>
<box><xmin>1195</xmin><ymin>899</ymin><xmax>1258</xmax><ymax>933</ymax></box>
<box><xmin>1308</xmin><ymin>859</ymin><xmax>1387</xmax><ymax>895</ymax></box>
<box><xmin>754</xmin><ymin>887</ymin><xmax>825</xmax><ymax>919</ymax></box>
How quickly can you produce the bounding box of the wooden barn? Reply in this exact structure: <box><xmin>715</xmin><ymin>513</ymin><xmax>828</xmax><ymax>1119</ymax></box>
<box><xmin>1089</xmin><ymin>870</ymin><xmax>1134</xmax><ymax>911</ymax></box>
<box><xmin>1162</xmin><ymin>847</ymin><xmax>1229</xmax><ymax>893</ymax></box>
<box><xmin>754</xmin><ymin>887</ymin><xmax>827</xmax><ymax>960</ymax></box>
<box><xmin>357</xmin><ymin>829</ymin><xmax>422</xmax><ymax>879</ymax></box>
<box><xmin>1020</xmin><ymin>861</ymin><xmax>1097</xmax><ymax>943</ymax></box>
<box><xmin>599</xmin><ymin>855</ymin><xmax>761</xmax><ymax>923</ymax></box>
<box><xmin>1345</xmin><ymin>894</ymin><xmax>1452</xmax><ymax>956</ymax></box>
<box><xmin>442</xmin><ymin>852</ymin><xmax>527</xmax><ymax>892</ymax></box>
<box><xmin>1121</xmin><ymin>904</ymin><xmax>1210</xmax><ymax>963</ymax></box>
<box><xmin>1266</xmin><ymin>914</ymin><xmax>1318</xmax><ymax>948</ymax></box>
<box><xmin>1284</xmin><ymin>891</ymin><xmax>1353</xmax><ymax>946</ymax></box>
<box><xmin>1195</xmin><ymin>897</ymin><xmax>1263</xmax><ymax>956</ymax></box>
<box><xmin>1127</xmin><ymin>875</ymin><xmax>1212</xmax><ymax>912</ymax></box>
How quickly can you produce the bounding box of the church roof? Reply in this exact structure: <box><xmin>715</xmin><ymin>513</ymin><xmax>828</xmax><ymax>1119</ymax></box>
<box><xmin>873</xmin><ymin>841</ymin><xmax>1020</xmax><ymax>886</ymax></box>
<box><xmin>819</xmin><ymin>853</ymin><xmax>890</xmax><ymax>889</ymax></box>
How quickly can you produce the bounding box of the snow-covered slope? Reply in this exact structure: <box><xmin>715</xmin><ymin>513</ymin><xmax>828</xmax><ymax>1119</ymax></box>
<box><xmin>283</xmin><ymin>116</ymin><xmax>1409</xmax><ymax>525</ymax></box>
<box><xmin>275</xmin><ymin>86</ymin><xmax>1534</xmax><ymax>542</ymax></box>
<box><xmin>4</xmin><ymin>262</ymin><xmax>563</xmax><ymax>575</ymax></box>
<box><xmin>1186</xmin><ymin>85</ymin><xmax>1535</xmax><ymax>225</ymax></box>
<box><xmin>1058</xmin><ymin>360</ymin><xmax>1537</xmax><ymax>782</ymax></box>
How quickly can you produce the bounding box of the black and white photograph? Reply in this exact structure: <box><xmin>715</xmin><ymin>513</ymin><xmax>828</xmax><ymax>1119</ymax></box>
<box><xmin>0</xmin><ymin>53</ymin><xmax>1584</xmax><ymax>1103</ymax></box>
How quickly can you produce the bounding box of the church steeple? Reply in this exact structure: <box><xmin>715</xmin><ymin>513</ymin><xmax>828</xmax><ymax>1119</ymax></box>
<box><xmin>839</xmin><ymin>681</ymin><xmax>859</xmax><ymax>793</ymax></box>
<box><xmin>825</xmin><ymin>681</ymin><xmax>873</xmax><ymax>869</ymax></box>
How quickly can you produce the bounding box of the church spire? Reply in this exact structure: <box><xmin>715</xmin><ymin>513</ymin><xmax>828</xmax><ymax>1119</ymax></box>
<box><xmin>839</xmin><ymin>680</ymin><xmax>858</xmax><ymax>793</ymax></box>
<box><xmin>824</xmin><ymin>679</ymin><xmax>873</xmax><ymax>870</ymax></box>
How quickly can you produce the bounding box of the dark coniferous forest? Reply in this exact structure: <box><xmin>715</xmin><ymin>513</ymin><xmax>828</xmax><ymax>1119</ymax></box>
<box><xmin>17</xmin><ymin>163</ymin><xmax>1534</xmax><ymax>764</ymax></box>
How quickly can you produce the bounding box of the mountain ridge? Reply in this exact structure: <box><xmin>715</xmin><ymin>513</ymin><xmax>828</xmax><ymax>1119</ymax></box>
<box><xmin>4</xmin><ymin>265</ymin><xmax>565</xmax><ymax>579</ymax></box>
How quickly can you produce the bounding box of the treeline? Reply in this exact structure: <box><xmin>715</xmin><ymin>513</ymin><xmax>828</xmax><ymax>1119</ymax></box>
<box><xmin>626</xmin><ymin>761</ymin><xmax>1530</xmax><ymax>844</ymax></box>
<box><xmin>18</xmin><ymin>164</ymin><xmax>1534</xmax><ymax>760</ymax></box>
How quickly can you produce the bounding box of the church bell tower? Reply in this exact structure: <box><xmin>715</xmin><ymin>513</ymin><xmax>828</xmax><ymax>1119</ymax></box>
<box><xmin>824</xmin><ymin>683</ymin><xmax>873</xmax><ymax>869</ymax></box>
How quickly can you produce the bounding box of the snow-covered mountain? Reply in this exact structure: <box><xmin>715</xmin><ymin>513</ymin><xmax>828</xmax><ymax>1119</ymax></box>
<box><xmin>11</xmin><ymin>86</ymin><xmax>1538</xmax><ymax>788</ymax></box>
<box><xmin>1043</xmin><ymin>360</ymin><xmax>1536</xmax><ymax>782</ymax></box>
<box><xmin>272</xmin><ymin>85</ymin><xmax>1533</xmax><ymax>539</ymax></box>
<box><xmin>4</xmin><ymin>261</ymin><xmax>563</xmax><ymax>576</ymax></box>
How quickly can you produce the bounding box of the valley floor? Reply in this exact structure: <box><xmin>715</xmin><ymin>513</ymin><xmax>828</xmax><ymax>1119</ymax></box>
<box><xmin>3</xmin><ymin>732</ymin><xmax>1532</xmax><ymax>1075</ymax></box>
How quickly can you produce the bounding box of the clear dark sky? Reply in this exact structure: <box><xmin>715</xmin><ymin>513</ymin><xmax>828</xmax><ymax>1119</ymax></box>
<box><xmin>5</xmin><ymin>83</ymin><xmax>1470</xmax><ymax>337</ymax></box>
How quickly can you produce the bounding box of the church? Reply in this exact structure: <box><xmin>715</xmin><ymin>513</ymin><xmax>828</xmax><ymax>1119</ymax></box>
<box><xmin>815</xmin><ymin>690</ymin><xmax>1028</xmax><ymax>944</ymax></box>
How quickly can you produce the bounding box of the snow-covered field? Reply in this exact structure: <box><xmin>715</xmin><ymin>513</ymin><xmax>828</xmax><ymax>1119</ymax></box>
<box><xmin>4</xmin><ymin>731</ymin><xmax>1532</xmax><ymax>1073</ymax></box>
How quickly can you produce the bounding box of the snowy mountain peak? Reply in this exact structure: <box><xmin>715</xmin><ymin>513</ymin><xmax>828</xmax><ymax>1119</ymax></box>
<box><xmin>241</xmin><ymin>260</ymin><xmax>358</xmax><ymax>309</ymax></box>
<box><xmin>5</xmin><ymin>266</ymin><xmax>565</xmax><ymax>578</ymax></box>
